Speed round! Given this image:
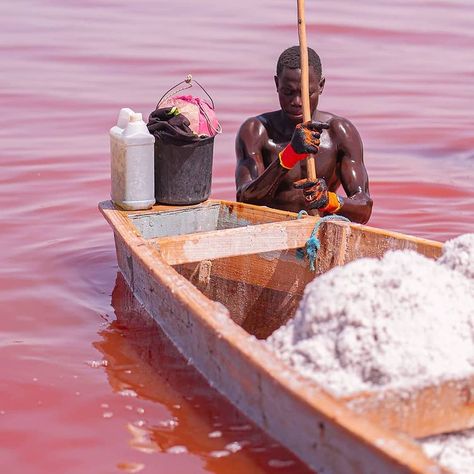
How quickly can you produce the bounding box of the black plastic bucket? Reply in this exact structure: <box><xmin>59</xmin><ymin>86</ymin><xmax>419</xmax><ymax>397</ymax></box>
<box><xmin>154</xmin><ymin>136</ymin><xmax>214</xmax><ymax>205</ymax></box>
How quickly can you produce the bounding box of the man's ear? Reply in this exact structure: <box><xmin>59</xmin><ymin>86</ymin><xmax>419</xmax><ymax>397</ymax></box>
<box><xmin>274</xmin><ymin>75</ymin><xmax>279</xmax><ymax>91</ymax></box>
<box><xmin>319</xmin><ymin>76</ymin><xmax>326</xmax><ymax>94</ymax></box>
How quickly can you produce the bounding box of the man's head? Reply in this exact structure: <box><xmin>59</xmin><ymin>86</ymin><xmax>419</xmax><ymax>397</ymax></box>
<box><xmin>275</xmin><ymin>46</ymin><xmax>325</xmax><ymax>123</ymax></box>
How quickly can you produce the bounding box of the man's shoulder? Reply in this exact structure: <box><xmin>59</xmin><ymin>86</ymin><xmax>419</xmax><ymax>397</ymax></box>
<box><xmin>239</xmin><ymin>111</ymin><xmax>279</xmax><ymax>127</ymax></box>
<box><xmin>256</xmin><ymin>110</ymin><xmax>281</xmax><ymax>123</ymax></box>
<box><xmin>318</xmin><ymin>110</ymin><xmax>361</xmax><ymax>141</ymax></box>
<box><xmin>318</xmin><ymin>110</ymin><xmax>355</xmax><ymax>128</ymax></box>
<box><xmin>238</xmin><ymin>115</ymin><xmax>264</xmax><ymax>130</ymax></box>
<box><xmin>237</xmin><ymin>116</ymin><xmax>265</xmax><ymax>141</ymax></box>
<box><xmin>237</xmin><ymin>111</ymin><xmax>280</xmax><ymax>139</ymax></box>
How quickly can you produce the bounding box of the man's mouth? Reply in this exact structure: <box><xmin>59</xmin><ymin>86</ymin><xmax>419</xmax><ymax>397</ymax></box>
<box><xmin>287</xmin><ymin>111</ymin><xmax>303</xmax><ymax>121</ymax></box>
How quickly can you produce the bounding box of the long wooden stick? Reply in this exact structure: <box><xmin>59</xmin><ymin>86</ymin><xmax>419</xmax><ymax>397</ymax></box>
<box><xmin>297</xmin><ymin>0</ymin><xmax>317</xmax><ymax>181</ymax></box>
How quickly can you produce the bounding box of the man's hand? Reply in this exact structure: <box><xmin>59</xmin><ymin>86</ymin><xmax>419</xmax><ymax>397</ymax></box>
<box><xmin>294</xmin><ymin>178</ymin><xmax>343</xmax><ymax>215</ymax></box>
<box><xmin>279</xmin><ymin>121</ymin><xmax>330</xmax><ymax>169</ymax></box>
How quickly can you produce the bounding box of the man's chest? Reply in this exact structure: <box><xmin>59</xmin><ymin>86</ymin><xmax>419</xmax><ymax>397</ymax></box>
<box><xmin>266</xmin><ymin>136</ymin><xmax>339</xmax><ymax>183</ymax></box>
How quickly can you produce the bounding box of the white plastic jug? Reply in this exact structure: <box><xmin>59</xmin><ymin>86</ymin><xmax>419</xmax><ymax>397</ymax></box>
<box><xmin>110</xmin><ymin>108</ymin><xmax>155</xmax><ymax>210</ymax></box>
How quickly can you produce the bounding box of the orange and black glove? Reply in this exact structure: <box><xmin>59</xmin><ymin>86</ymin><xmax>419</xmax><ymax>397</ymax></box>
<box><xmin>279</xmin><ymin>121</ymin><xmax>330</xmax><ymax>169</ymax></box>
<box><xmin>294</xmin><ymin>178</ymin><xmax>343</xmax><ymax>215</ymax></box>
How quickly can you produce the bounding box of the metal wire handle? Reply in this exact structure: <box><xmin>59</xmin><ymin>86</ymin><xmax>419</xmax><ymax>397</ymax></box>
<box><xmin>197</xmin><ymin>100</ymin><xmax>222</xmax><ymax>135</ymax></box>
<box><xmin>156</xmin><ymin>74</ymin><xmax>222</xmax><ymax>134</ymax></box>
<box><xmin>156</xmin><ymin>74</ymin><xmax>216</xmax><ymax>110</ymax></box>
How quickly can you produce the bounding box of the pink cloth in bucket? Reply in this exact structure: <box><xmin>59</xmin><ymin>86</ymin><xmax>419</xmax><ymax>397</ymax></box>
<box><xmin>160</xmin><ymin>95</ymin><xmax>221</xmax><ymax>137</ymax></box>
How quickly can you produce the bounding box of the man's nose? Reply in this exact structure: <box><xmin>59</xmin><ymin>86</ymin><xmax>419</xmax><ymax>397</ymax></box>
<box><xmin>292</xmin><ymin>94</ymin><xmax>302</xmax><ymax>106</ymax></box>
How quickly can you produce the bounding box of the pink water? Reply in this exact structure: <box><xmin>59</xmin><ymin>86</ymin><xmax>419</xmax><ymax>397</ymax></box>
<box><xmin>1</xmin><ymin>1</ymin><xmax>473</xmax><ymax>473</ymax></box>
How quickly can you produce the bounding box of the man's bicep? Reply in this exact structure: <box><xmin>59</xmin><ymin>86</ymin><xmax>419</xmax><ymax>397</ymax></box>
<box><xmin>336</xmin><ymin>119</ymin><xmax>370</xmax><ymax>197</ymax></box>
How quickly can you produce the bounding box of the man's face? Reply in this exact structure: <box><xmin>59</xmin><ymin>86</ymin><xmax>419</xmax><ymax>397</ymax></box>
<box><xmin>275</xmin><ymin>66</ymin><xmax>325</xmax><ymax>123</ymax></box>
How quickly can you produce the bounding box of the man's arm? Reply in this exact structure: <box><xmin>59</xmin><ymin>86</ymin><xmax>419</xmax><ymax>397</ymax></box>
<box><xmin>235</xmin><ymin>117</ymin><xmax>289</xmax><ymax>206</ymax></box>
<box><xmin>333</xmin><ymin>117</ymin><xmax>373</xmax><ymax>224</ymax></box>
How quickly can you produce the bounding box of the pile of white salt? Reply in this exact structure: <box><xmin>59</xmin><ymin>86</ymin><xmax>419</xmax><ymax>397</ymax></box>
<box><xmin>421</xmin><ymin>429</ymin><xmax>474</xmax><ymax>474</ymax></box>
<box><xmin>438</xmin><ymin>233</ymin><xmax>474</xmax><ymax>279</ymax></box>
<box><xmin>266</xmin><ymin>234</ymin><xmax>474</xmax><ymax>397</ymax></box>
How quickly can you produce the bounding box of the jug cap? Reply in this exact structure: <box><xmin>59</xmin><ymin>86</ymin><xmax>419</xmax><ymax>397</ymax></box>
<box><xmin>117</xmin><ymin>107</ymin><xmax>134</xmax><ymax>129</ymax></box>
<box><xmin>130</xmin><ymin>113</ymin><xmax>143</xmax><ymax>122</ymax></box>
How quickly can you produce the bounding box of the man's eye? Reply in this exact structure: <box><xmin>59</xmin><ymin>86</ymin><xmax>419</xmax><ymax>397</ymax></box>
<box><xmin>283</xmin><ymin>90</ymin><xmax>294</xmax><ymax>96</ymax></box>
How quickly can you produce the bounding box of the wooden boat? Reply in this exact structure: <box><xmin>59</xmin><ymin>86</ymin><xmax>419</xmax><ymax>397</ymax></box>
<box><xmin>99</xmin><ymin>199</ymin><xmax>473</xmax><ymax>474</ymax></box>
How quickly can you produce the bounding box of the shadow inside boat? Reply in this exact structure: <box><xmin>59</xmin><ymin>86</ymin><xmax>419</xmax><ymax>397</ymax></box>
<box><xmin>94</xmin><ymin>272</ymin><xmax>313</xmax><ymax>474</ymax></box>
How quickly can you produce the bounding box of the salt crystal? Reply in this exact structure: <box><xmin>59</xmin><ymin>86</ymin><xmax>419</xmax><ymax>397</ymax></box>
<box><xmin>209</xmin><ymin>450</ymin><xmax>230</xmax><ymax>458</ymax></box>
<box><xmin>118</xmin><ymin>389</ymin><xmax>137</xmax><ymax>398</ymax></box>
<box><xmin>225</xmin><ymin>441</ymin><xmax>244</xmax><ymax>453</ymax></box>
<box><xmin>166</xmin><ymin>445</ymin><xmax>188</xmax><ymax>454</ymax></box>
<box><xmin>159</xmin><ymin>419</ymin><xmax>178</xmax><ymax>429</ymax></box>
<box><xmin>266</xmin><ymin>238</ymin><xmax>474</xmax><ymax>397</ymax></box>
<box><xmin>87</xmin><ymin>360</ymin><xmax>108</xmax><ymax>368</ymax></box>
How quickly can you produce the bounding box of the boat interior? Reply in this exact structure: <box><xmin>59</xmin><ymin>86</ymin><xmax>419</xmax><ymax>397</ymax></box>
<box><xmin>128</xmin><ymin>200</ymin><xmax>443</xmax><ymax>340</ymax></box>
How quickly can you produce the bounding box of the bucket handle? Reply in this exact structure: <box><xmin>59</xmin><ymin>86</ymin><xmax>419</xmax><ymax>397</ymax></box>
<box><xmin>197</xmin><ymin>100</ymin><xmax>222</xmax><ymax>135</ymax></box>
<box><xmin>156</xmin><ymin>74</ymin><xmax>222</xmax><ymax>135</ymax></box>
<box><xmin>157</xmin><ymin>74</ymin><xmax>216</xmax><ymax>110</ymax></box>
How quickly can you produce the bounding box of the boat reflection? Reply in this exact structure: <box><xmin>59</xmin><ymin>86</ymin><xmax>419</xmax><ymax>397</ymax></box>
<box><xmin>94</xmin><ymin>272</ymin><xmax>312</xmax><ymax>474</ymax></box>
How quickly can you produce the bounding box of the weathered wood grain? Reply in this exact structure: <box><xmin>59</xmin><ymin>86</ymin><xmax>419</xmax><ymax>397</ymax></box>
<box><xmin>151</xmin><ymin>217</ymin><xmax>320</xmax><ymax>265</ymax></box>
<box><xmin>345</xmin><ymin>375</ymin><xmax>474</xmax><ymax>438</ymax></box>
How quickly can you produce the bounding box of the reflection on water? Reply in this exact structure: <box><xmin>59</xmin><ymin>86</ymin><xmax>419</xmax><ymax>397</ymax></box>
<box><xmin>95</xmin><ymin>273</ymin><xmax>312</xmax><ymax>474</ymax></box>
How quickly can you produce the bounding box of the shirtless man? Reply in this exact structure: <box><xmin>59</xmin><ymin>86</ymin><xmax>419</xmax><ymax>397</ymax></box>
<box><xmin>235</xmin><ymin>46</ymin><xmax>372</xmax><ymax>224</ymax></box>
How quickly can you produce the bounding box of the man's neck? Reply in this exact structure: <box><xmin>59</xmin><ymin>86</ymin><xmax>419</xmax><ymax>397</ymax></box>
<box><xmin>278</xmin><ymin>110</ymin><xmax>300</xmax><ymax>138</ymax></box>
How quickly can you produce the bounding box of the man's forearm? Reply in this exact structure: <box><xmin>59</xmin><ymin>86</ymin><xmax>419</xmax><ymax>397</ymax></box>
<box><xmin>236</xmin><ymin>160</ymin><xmax>288</xmax><ymax>206</ymax></box>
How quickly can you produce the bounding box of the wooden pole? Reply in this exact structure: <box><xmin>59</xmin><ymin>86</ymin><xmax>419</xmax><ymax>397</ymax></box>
<box><xmin>297</xmin><ymin>0</ymin><xmax>317</xmax><ymax>181</ymax></box>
